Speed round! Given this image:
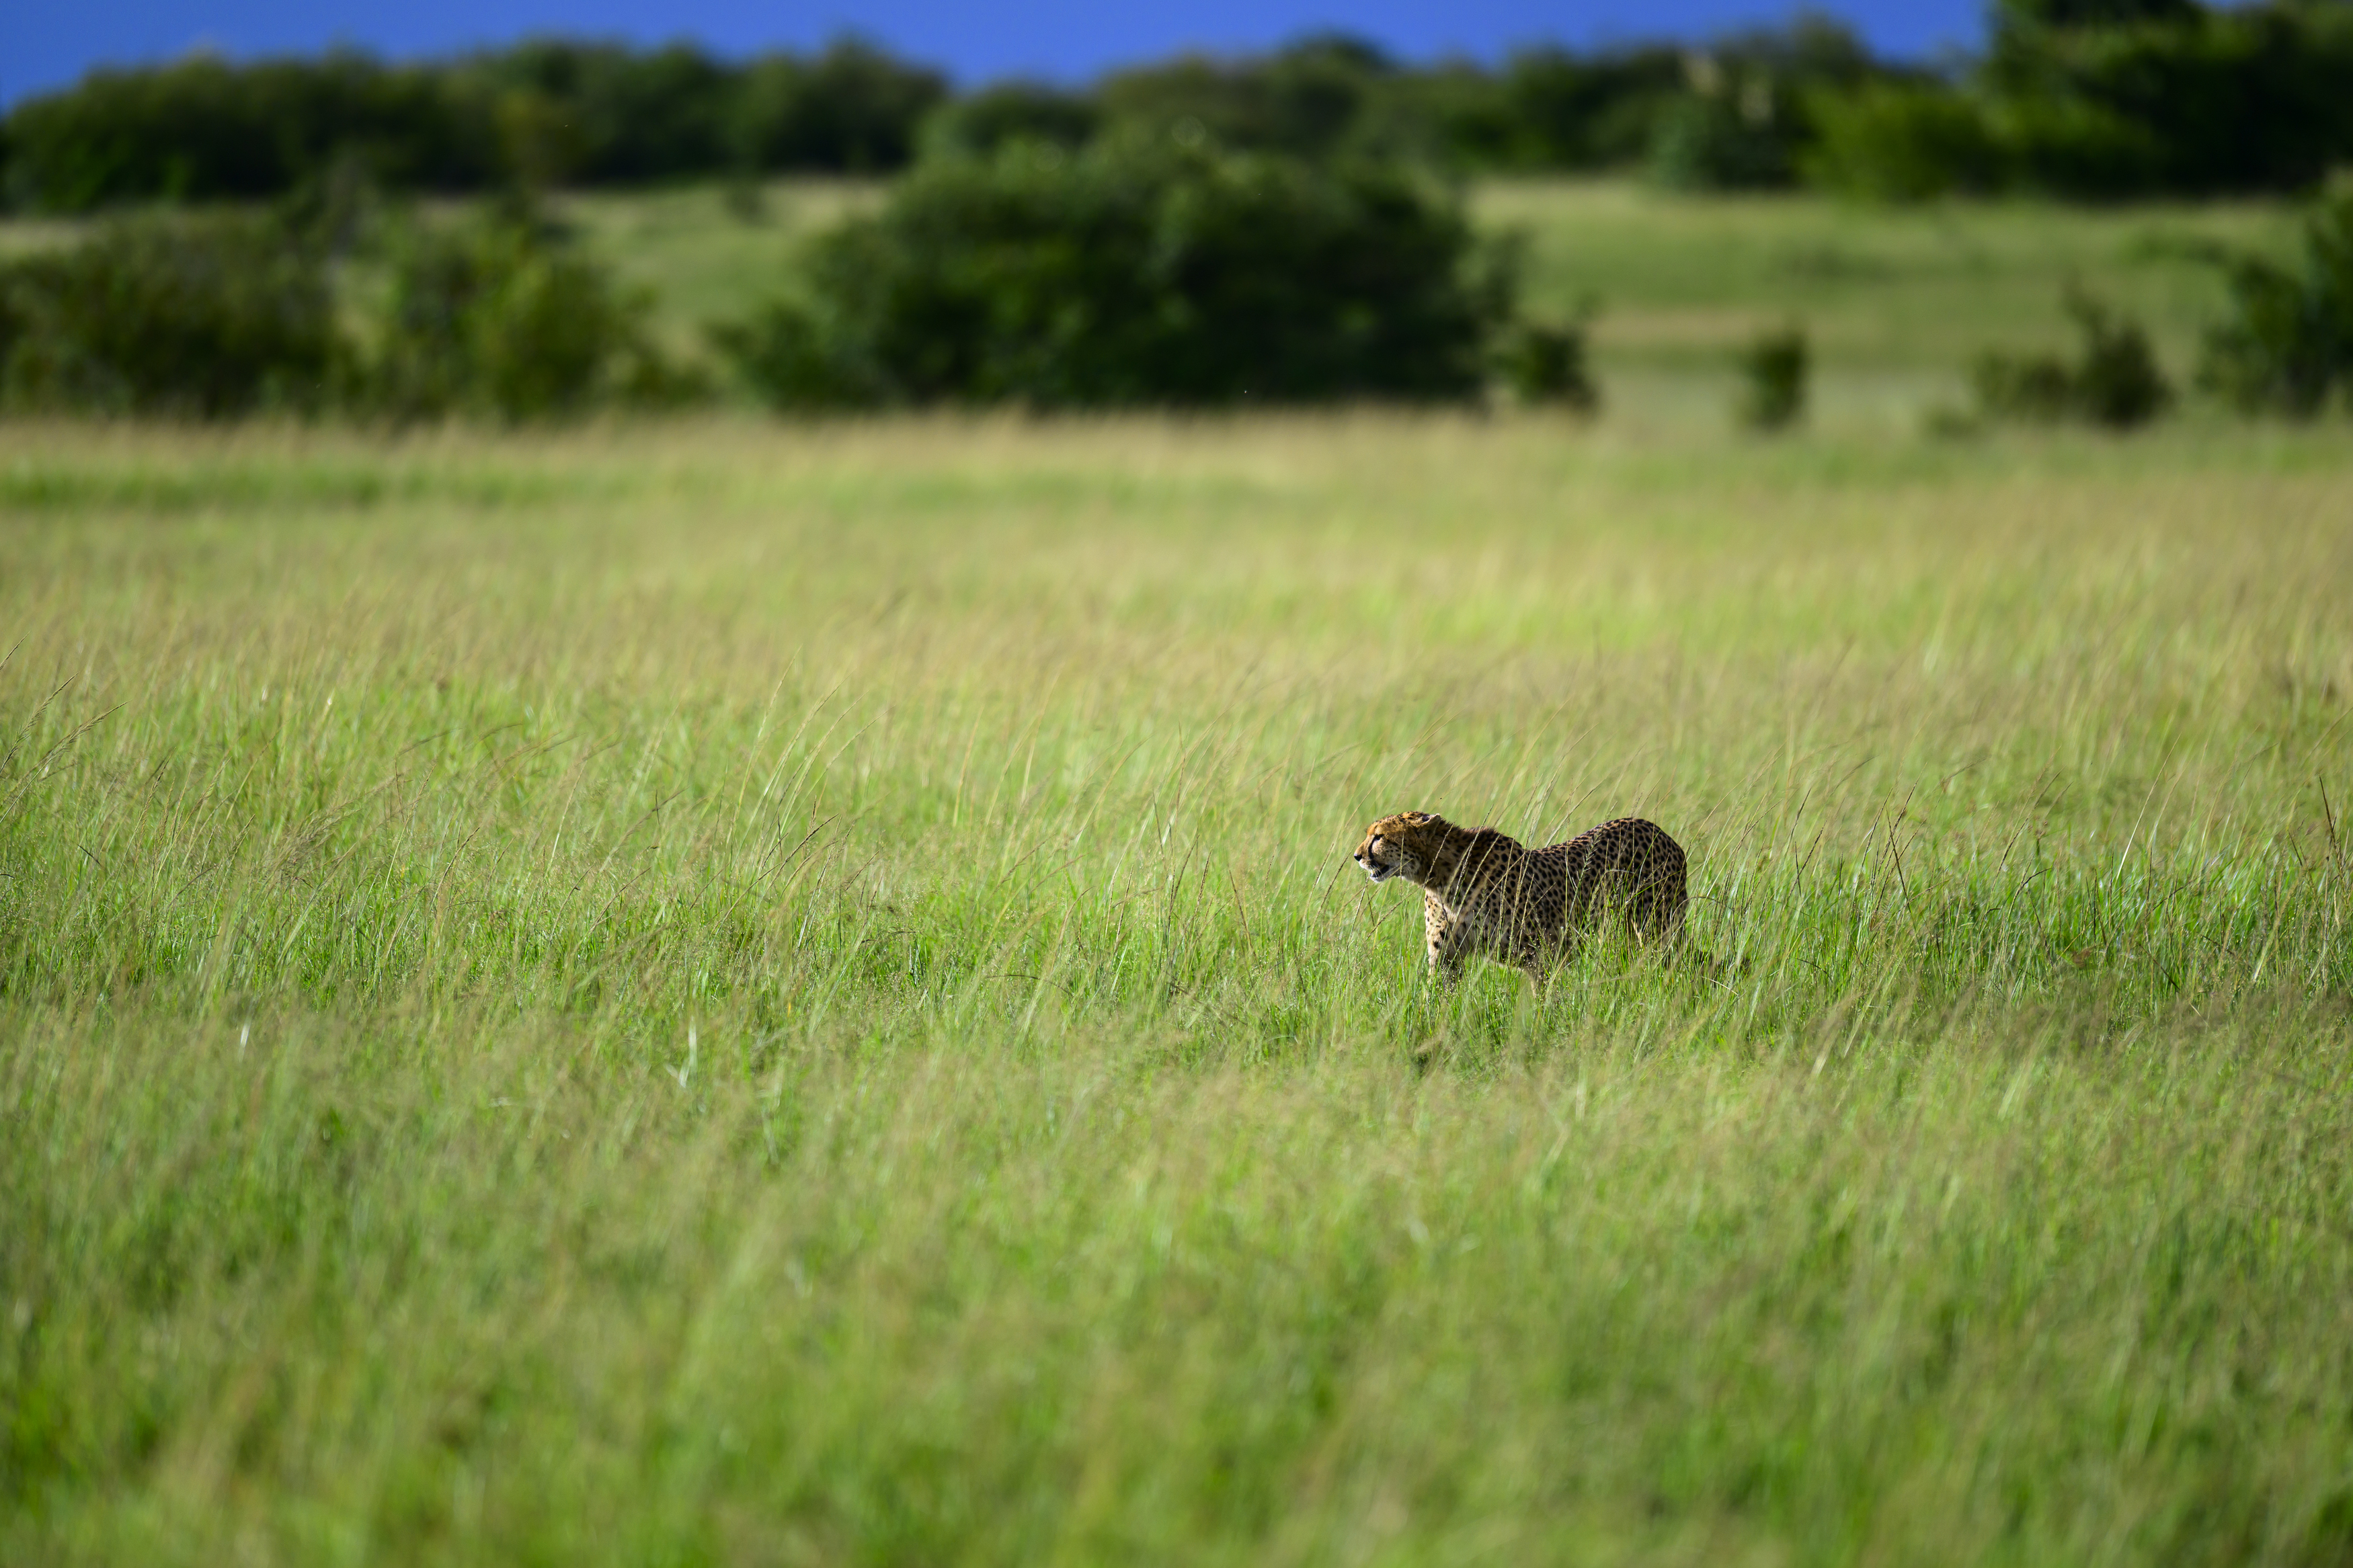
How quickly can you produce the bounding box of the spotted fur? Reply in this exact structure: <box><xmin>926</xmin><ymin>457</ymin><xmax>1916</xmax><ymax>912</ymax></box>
<box><xmin>1352</xmin><ymin>810</ymin><xmax>1691</xmax><ymax>982</ymax></box>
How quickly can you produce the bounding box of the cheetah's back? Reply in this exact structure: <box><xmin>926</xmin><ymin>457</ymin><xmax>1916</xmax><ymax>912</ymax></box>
<box><xmin>1539</xmin><ymin>816</ymin><xmax>1689</xmax><ymax>940</ymax></box>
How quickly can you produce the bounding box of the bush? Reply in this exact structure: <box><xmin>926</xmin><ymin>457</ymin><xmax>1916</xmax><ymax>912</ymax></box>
<box><xmin>1805</xmin><ymin>3</ymin><xmax>2353</xmax><ymax>203</ymax></box>
<box><xmin>0</xmin><ymin>40</ymin><xmax>953</xmax><ymax>213</ymax></box>
<box><xmin>1096</xmin><ymin>35</ymin><xmax>1392</xmax><ymax>163</ymax></box>
<box><xmin>920</xmin><ymin>83</ymin><xmax>1101</xmax><ymax>161</ymax></box>
<box><xmin>1649</xmin><ymin>22</ymin><xmax>1881</xmax><ymax>192</ymax></box>
<box><xmin>0</xmin><ymin>196</ymin><xmax>697</xmax><ymax>425</ymax></box>
<box><xmin>1</xmin><ymin>54</ymin><xmax>488</xmax><ymax>212</ymax></box>
<box><xmin>1647</xmin><ymin>93</ymin><xmax>1794</xmax><ymax>191</ymax></box>
<box><xmin>1973</xmin><ymin>286</ymin><xmax>2171</xmax><ymax>428</ymax></box>
<box><xmin>1802</xmin><ymin>83</ymin><xmax>2008</xmax><ymax>200</ymax></box>
<box><xmin>354</xmin><ymin>210</ymin><xmax>690</xmax><ymax>422</ymax></box>
<box><xmin>1986</xmin><ymin>93</ymin><xmax>2166</xmax><ymax>199</ymax></box>
<box><xmin>1495</xmin><ymin>317</ymin><xmax>1599</xmax><ymax>412</ymax></box>
<box><xmin>714</xmin><ymin>135</ymin><xmax>1509</xmax><ymax>411</ymax></box>
<box><xmin>1989</xmin><ymin>3</ymin><xmax>2353</xmax><ymax>196</ymax></box>
<box><xmin>2198</xmin><ymin>192</ymin><xmax>2353</xmax><ymax>417</ymax></box>
<box><xmin>0</xmin><ymin>212</ymin><xmax>338</xmax><ymax>417</ymax></box>
<box><xmin>1736</xmin><ymin>324</ymin><xmax>1808</xmax><ymax>431</ymax></box>
<box><xmin>733</xmin><ymin>42</ymin><xmax>949</xmax><ymax>175</ymax></box>
<box><xmin>452</xmin><ymin>41</ymin><xmax>735</xmax><ymax>188</ymax></box>
<box><xmin>1489</xmin><ymin>46</ymin><xmax>1690</xmax><ymax>170</ymax></box>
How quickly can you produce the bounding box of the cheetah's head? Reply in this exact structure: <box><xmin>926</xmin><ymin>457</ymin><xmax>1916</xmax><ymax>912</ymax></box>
<box><xmin>1355</xmin><ymin>811</ymin><xmax>1448</xmax><ymax>886</ymax></box>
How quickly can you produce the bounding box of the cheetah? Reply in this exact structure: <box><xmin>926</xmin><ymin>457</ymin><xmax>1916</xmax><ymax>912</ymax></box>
<box><xmin>1353</xmin><ymin>810</ymin><xmax>1691</xmax><ymax>983</ymax></box>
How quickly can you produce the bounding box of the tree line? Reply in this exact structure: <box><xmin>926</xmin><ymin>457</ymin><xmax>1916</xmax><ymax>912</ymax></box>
<box><xmin>5</xmin><ymin>1</ymin><xmax>2350</xmax><ymax>212</ymax></box>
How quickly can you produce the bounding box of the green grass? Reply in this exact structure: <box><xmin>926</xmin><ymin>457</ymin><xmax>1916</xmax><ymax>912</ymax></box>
<box><xmin>3</xmin><ymin>409</ymin><xmax>2352</xmax><ymax>1563</ymax></box>
<box><xmin>1480</xmin><ymin>181</ymin><xmax>2297</xmax><ymax>373</ymax></box>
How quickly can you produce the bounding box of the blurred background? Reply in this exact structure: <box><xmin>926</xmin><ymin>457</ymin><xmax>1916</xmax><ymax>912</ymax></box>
<box><xmin>7</xmin><ymin>3</ymin><xmax>1987</xmax><ymax>105</ymax></box>
<box><xmin>0</xmin><ymin>0</ymin><xmax>2346</xmax><ymax>432</ymax></box>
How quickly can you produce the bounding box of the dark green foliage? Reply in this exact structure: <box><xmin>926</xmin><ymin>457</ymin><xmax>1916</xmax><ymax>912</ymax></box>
<box><xmin>709</xmin><ymin>301</ymin><xmax>848</xmax><ymax>411</ymax></box>
<box><xmin>1985</xmin><ymin>94</ymin><xmax>2165</xmax><ymax>199</ymax></box>
<box><xmin>0</xmin><ymin>196</ymin><xmax>700</xmax><ymax>425</ymax></box>
<box><xmin>1648</xmin><ymin>94</ymin><xmax>1795</xmax><ymax>192</ymax></box>
<box><xmin>2052</xmin><ymin>293</ymin><xmax>2171</xmax><ymax>427</ymax></box>
<box><xmin>0</xmin><ymin>40</ymin><xmax>949</xmax><ymax>214</ymax></box>
<box><xmin>1</xmin><ymin>53</ymin><xmax>492</xmax><ymax>212</ymax></box>
<box><xmin>10</xmin><ymin>8</ymin><xmax>2350</xmax><ymax>210</ymax></box>
<box><xmin>454</xmin><ymin>40</ymin><xmax>736</xmax><ymax>187</ymax></box>
<box><xmin>1972</xmin><ymin>353</ymin><xmax>2077</xmax><ymax>424</ymax></box>
<box><xmin>1648</xmin><ymin>19</ymin><xmax>1882</xmax><ymax>192</ymax></box>
<box><xmin>2198</xmin><ymin>192</ymin><xmax>2353</xmax><ymax>417</ymax></box>
<box><xmin>1481</xmin><ymin>47</ymin><xmax>1689</xmax><ymax>170</ymax></box>
<box><xmin>1974</xmin><ymin>288</ymin><xmax>2171</xmax><ymax>429</ymax></box>
<box><xmin>1811</xmin><ymin>1</ymin><xmax>2353</xmax><ymax>202</ymax></box>
<box><xmin>1495</xmin><ymin>318</ymin><xmax>1600</xmax><ymax>412</ymax></box>
<box><xmin>1996</xmin><ymin>5</ymin><xmax>2353</xmax><ymax>197</ymax></box>
<box><xmin>1992</xmin><ymin>0</ymin><xmax>2204</xmax><ymax>47</ymax></box>
<box><xmin>1736</xmin><ymin>324</ymin><xmax>1809</xmax><ymax>431</ymax></box>
<box><xmin>732</xmin><ymin>41</ymin><xmax>950</xmax><ymax>175</ymax></box>
<box><xmin>0</xmin><ymin>212</ymin><xmax>337</xmax><ymax>417</ymax></box>
<box><xmin>714</xmin><ymin>137</ymin><xmax>1507</xmax><ymax>411</ymax></box>
<box><xmin>920</xmin><ymin>83</ymin><xmax>1101</xmax><ymax>161</ymax></box>
<box><xmin>1802</xmin><ymin>83</ymin><xmax>2009</xmax><ymax>200</ymax></box>
<box><xmin>354</xmin><ymin>210</ymin><xmax>688</xmax><ymax>423</ymax></box>
<box><xmin>1091</xmin><ymin>35</ymin><xmax>1716</xmax><ymax>176</ymax></box>
<box><xmin>1096</xmin><ymin>34</ymin><xmax>1395</xmax><ymax>163</ymax></box>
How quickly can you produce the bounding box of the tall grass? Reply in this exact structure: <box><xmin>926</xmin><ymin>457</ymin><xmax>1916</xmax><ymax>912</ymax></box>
<box><xmin>3</xmin><ymin>413</ymin><xmax>2351</xmax><ymax>1563</ymax></box>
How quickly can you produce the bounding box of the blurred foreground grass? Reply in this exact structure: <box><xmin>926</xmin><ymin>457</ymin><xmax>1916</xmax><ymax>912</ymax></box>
<box><xmin>3</xmin><ymin>413</ymin><xmax>2352</xmax><ymax>1563</ymax></box>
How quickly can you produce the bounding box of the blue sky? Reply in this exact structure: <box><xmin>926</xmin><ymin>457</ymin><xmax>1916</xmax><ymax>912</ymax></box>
<box><xmin>3</xmin><ymin>3</ymin><xmax>1987</xmax><ymax>106</ymax></box>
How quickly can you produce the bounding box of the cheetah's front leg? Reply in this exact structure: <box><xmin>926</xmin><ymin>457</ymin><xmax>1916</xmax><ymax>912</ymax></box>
<box><xmin>1423</xmin><ymin>892</ymin><xmax>1468</xmax><ymax>983</ymax></box>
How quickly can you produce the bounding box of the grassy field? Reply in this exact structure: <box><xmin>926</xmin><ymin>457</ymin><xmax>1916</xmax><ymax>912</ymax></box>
<box><xmin>3</xmin><ymin>401</ymin><xmax>2351</xmax><ymax>1563</ymax></box>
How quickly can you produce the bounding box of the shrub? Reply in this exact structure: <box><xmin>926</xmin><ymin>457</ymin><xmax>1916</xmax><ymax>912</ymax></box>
<box><xmin>452</xmin><ymin>41</ymin><xmax>735</xmax><ymax>188</ymax></box>
<box><xmin>1972</xmin><ymin>286</ymin><xmax>2171</xmax><ymax>429</ymax></box>
<box><xmin>920</xmin><ymin>83</ymin><xmax>1101</xmax><ymax>162</ymax></box>
<box><xmin>733</xmin><ymin>42</ymin><xmax>949</xmax><ymax>175</ymax></box>
<box><xmin>1494</xmin><ymin>315</ymin><xmax>1599</xmax><ymax>412</ymax></box>
<box><xmin>1096</xmin><ymin>35</ymin><xmax>1392</xmax><ymax>163</ymax></box>
<box><xmin>1985</xmin><ymin>93</ymin><xmax>2166</xmax><ymax>200</ymax></box>
<box><xmin>1490</xmin><ymin>46</ymin><xmax>1687</xmax><ymax>170</ymax></box>
<box><xmin>1988</xmin><ymin>3</ymin><xmax>2353</xmax><ymax>196</ymax></box>
<box><xmin>0</xmin><ymin>40</ymin><xmax>953</xmax><ymax>212</ymax></box>
<box><xmin>0</xmin><ymin>212</ymin><xmax>337</xmax><ymax>417</ymax></box>
<box><xmin>714</xmin><ymin>135</ymin><xmax>1509</xmax><ymax>411</ymax></box>
<box><xmin>1650</xmin><ymin>22</ymin><xmax>1880</xmax><ymax>192</ymax></box>
<box><xmin>354</xmin><ymin>210</ymin><xmax>688</xmax><ymax>422</ymax></box>
<box><xmin>1647</xmin><ymin>93</ymin><xmax>1794</xmax><ymax>191</ymax></box>
<box><xmin>1802</xmin><ymin>83</ymin><xmax>2007</xmax><ymax>200</ymax></box>
<box><xmin>1</xmin><ymin>54</ymin><xmax>488</xmax><ymax>213</ymax></box>
<box><xmin>1736</xmin><ymin>324</ymin><xmax>1808</xmax><ymax>431</ymax></box>
<box><xmin>2198</xmin><ymin>192</ymin><xmax>2353</xmax><ymax>417</ymax></box>
<box><xmin>1798</xmin><ymin>4</ymin><xmax>2353</xmax><ymax>202</ymax></box>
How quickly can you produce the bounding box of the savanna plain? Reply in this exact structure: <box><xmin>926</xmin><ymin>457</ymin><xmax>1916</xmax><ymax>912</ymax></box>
<box><xmin>4</xmin><ymin>186</ymin><xmax>2353</xmax><ymax>1566</ymax></box>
